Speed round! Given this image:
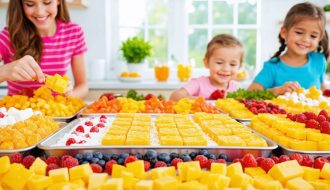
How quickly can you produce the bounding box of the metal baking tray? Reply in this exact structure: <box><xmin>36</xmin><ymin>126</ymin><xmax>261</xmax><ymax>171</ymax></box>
<box><xmin>39</xmin><ymin>115</ymin><xmax>277</xmax><ymax>160</ymax></box>
<box><xmin>52</xmin><ymin>106</ymin><xmax>86</xmax><ymax>122</ymax></box>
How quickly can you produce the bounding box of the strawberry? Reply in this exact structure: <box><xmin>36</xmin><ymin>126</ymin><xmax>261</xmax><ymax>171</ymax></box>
<box><xmin>144</xmin><ymin>161</ymin><xmax>151</xmax><ymax>171</ymax></box>
<box><xmin>260</xmin><ymin>158</ymin><xmax>275</xmax><ymax>172</ymax></box>
<box><xmin>319</xmin><ymin>110</ymin><xmax>329</xmax><ymax>118</ymax></box>
<box><xmin>65</xmin><ymin>138</ymin><xmax>76</xmax><ymax>146</ymax></box>
<box><xmin>323</xmin><ymin>89</ymin><xmax>330</xmax><ymax>97</ymax></box>
<box><xmin>194</xmin><ymin>155</ymin><xmax>208</xmax><ymax>168</ymax></box>
<box><xmin>96</xmin><ymin>123</ymin><xmax>105</xmax><ymax>128</ymax></box>
<box><xmin>301</xmin><ymin>155</ymin><xmax>313</xmax><ymax>167</ymax></box>
<box><xmin>241</xmin><ymin>154</ymin><xmax>257</xmax><ymax>168</ymax></box>
<box><xmin>290</xmin><ymin>153</ymin><xmax>303</xmax><ymax>165</ymax></box>
<box><xmin>295</xmin><ymin>114</ymin><xmax>307</xmax><ymax>123</ymax></box>
<box><xmin>90</xmin><ymin>164</ymin><xmax>103</xmax><ymax>173</ymax></box>
<box><xmin>317</xmin><ymin>115</ymin><xmax>327</xmax><ymax>123</ymax></box>
<box><xmin>304</xmin><ymin>112</ymin><xmax>317</xmax><ymax>120</ymax></box>
<box><xmin>105</xmin><ymin>160</ymin><xmax>117</xmax><ymax>175</ymax></box>
<box><xmin>256</xmin><ymin>157</ymin><xmax>265</xmax><ymax>166</ymax></box>
<box><xmin>124</xmin><ymin>156</ymin><xmax>137</xmax><ymax>166</ymax></box>
<box><xmin>84</xmin><ymin>121</ymin><xmax>93</xmax><ymax>126</ymax></box>
<box><xmin>279</xmin><ymin>155</ymin><xmax>290</xmax><ymax>163</ymax></box>
<box><xmin>0</xmin><ymin>112</ymin><xmax>4</xmax><ymax>118</ymax></box>
<box><xmin>306</xmin><ymin>119</ymin><xmax>319</xmax><ymax>129</ymax></box>
<box><xmin>320</xmin><ymin>121</ymin><xmax>330</xmax><ymax>134</ymax></box>
<box><xmin>75</xmin><ymin>125</ymin><xmax>84</xmax><ymax>133</ymax></box>
<box><xmin>46</xmin><ymin>156</ymin><xmax>60</xmax><ymax>165</ymax></box>
<box><xmin>232</xmin><ymin>158</ymin><xmax>242</xmax><ymax>164</ymax></box>
<box><xmin>145</xmin><ymin>93</ymin><xmax>154</xmax><ymax>100</ymax></box>
<box><xmin>209</xmin><ymin>89</ymin><xmax>225</xmax><ymax>100</ymax></box>
<box><xmin>171</xmin><ymin>158</ymin><xmax>183</xmax><ymax>169</ymax></box>
<box><xmin>206</xmin><ymin>159</ymin><xmax>215</xmax><ymax>170</ymax></box>
<box><xmin>314</xmin><ymin>157</ymin><xmax>328</xmax><ymax>169</ymax></box>
<box><xmin>100</xmin><ymin>115</ymin><xmax>107</xmax><ymax>119</ymax></box>
<box><xmin>154</xmin><ymin>161</ymin><xmax>167</xmax><ymax>168</ymax></box>
<box><xmin>90</xmin><ymin>126</ymin><xmax>99</xmax><ymax>133</ymax></box>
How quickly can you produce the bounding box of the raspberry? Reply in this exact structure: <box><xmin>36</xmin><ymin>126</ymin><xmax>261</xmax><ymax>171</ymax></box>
<box><xmin>124</xmin><ymin>156</ymin><xmax>137</xmax><ymax>166</ymax></box>
<box><xmin>85</xmin><ymin>134</ymin><xmax>91</xmax><ymax>138</ymax></box>
<box><xmin>215</xmin><ymin>159</ymin><xmax>226</xmax><ymax>164</ymax></box>
<box><xmin>46</xmin><ymin>163</ymin><xmax>59</xmax><ymax>175</ymax></box>
<box><xmin>154</xmin><ymin>161</ymin><xmax>167</xmax><ymax>168</ymax></box>
<box><xmin>256</xmin><ymin>157</ymin><xmax>265</xmax><ymax>166</ymax></box>
<box><xmin>314</xmin><ymin>157</ymin><xmax>328</xmax><ymax>169</ymax></box>
<box><xmin>171</xmin><ymin>158</ymin><xmax>183</xmax><ymax>169</ymax></box>
<box><xmin>194</xmin><ymin>155</ymin><xmax>208</xmax><ymax>168</ymax></box>
<box><xmin>100</xmin><ymin>115</ymin><xmax>107</xmax><ymax>119</ymax></box>
<box><xmin>75</xmin><ymin>125</ymin><xmax>85</xmax><ymax>133</ymax></box>
<box><xmin>22</xmin><ymin>155</ymin><xmax>36</xmax><ymax>169</ymax></box>
<box><xmin>296</xmin><ymin>114</ymin><xmax>307</xmax><ymax>123</ymax></box>
<box><xmin>205</xmin><ymin>159</ymin><xmax>215</xmax><ymax>170</ymax></box>
<box><xmin>105</xmin><ymin>160</ymin><xmax>117</xmax><ymax>175</ymax></box>
<box><xmin>144</xmin><ymin>161</ymin><xmax>151</xmax><ymax>171</ymax></box>
<box><xmin>99</xmin><ymin>119</ymin><xmax>107</xmax><ymax>123</ymax></box>
<box><xmin>232</xmin><ymin>158</ymin><xmax>242</xmax><ymax>164</ymax></box>
<box><xmin>301</xmin><ymin>155</ymin><xmax>313</xmax><ymax>167</ymax></box>
<box><xmin>271</xmin><ymin>156</ymin><xmax>279</xmax><ymax>164</ymax></box>
<box><xmin>62</xmin><ymin>157</ymin><xmax>79</xmax><ymax>168</ymax></box>
<box><xmin>60</xmin><ymin>155</ymin><xmax>74</xmax><ymax>167</ymax></box>
<box><xmin>97</xmin><ymin>123</ymin><xmax>105</xmax><ymax>128</ymax></box>
<box><xmin>304</xmin><ymin>112</ymin><xmax>317</xmax><ymax>120</ymax></box>
<box><xmin>260</xmin><ymin>158</ymin><xmax>275</xmax><ymax>172</ymax></box>
<box><xmin>46</xmin><ymin>156</ymin><xmax>60</xmax><ymax>165</ymax></box>
<box><xmin>319</xmin><ymin>110</ymin><xmax>329</xmax><ymax>118</ymax></box>
<box><xmin>66</xmin><ymin>138</ymin><xmax>76</xmax><ymax>146</ymax></box>
<box><xmin>279</xmin><ymin>155</ymin><xmax>290</xmax><ymax>163</ymax></box>
<box><xmin>241</xmin><ymin>154</ymin><xmax>257</xmax><ymax>168</ymax></box>
<box><xmin>0</xmin><ymin>112</ymin><xmax>4</xmax><ymax>118</ymax></box>
<box><xmin>90</xmin><ymin>164</ymin><xmax>103</xmax><ymax>173</ymax></box>
<box><xmin>290</xmin><ymin>153</ymin><xmax>303</xmax><ymax>165</ymax></box>
<box><xmin>306</xmin><ymin>119</ymin><xmax>319</xmax><ymax>129</ymax></box>
<box><xmin>10</xmin><ymin>152</ymin><xmax>23</xmax><ymax>163</ymax></box>
<box><xmin>85</xmin><ymin>121</ymin><xmax>93</xmax><ymax>126</ymax></box>
<box><xmin>320</xmin><ymin>121</ymin><xmax>330</xmax><ymax>135</ymax></box>
<box><xmin>317</xmin><ymin>115</ymin><xmax>327</xmax><ymax>123</ymax></box>
<box><xmin>90</xmin><ymin>126</ymin><xmax>99</xmax><ymax>133</ymax></box>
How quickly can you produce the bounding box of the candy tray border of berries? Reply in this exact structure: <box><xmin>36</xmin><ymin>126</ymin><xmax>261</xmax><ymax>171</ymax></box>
<box><xmin>52</xmin><ymin>106</ymin><xmax>86</xmax><ymax>122</ymax></box>
<box><xmin>38</xmin><ymin>116</ymin><xmax>277</xmax><ymax>159</ymax></box>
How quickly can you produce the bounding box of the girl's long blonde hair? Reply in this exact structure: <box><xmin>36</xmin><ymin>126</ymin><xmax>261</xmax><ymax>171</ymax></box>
<box><xmin>7</xmin><ymin>0</ymin><xmax>70</xmax><ymax>63</ymax></box>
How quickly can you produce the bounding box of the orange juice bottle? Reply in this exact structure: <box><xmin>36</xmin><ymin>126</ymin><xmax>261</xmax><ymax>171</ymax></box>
<box><xmin>154</xmin><ymin>65</ymin><xmax>170</xmax><ymax>82</ymax></box>
<box><xmin>177</xmin><ymin>63</ymin><xmax>191</xmax><ymax>82</ymax></box>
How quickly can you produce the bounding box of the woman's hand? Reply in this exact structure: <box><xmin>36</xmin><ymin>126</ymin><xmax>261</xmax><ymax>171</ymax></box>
<box><xmin>272</xmin><ymin>81</ymin><xmax>300</xmax><ymax>96</ymax></box>
<box><xmin>1</xmin><ymin>55</ymin><xmax>45</xmax><ymax>83</ymax></box>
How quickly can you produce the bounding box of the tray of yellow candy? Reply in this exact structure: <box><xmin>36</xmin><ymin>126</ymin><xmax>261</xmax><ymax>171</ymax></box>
<box><xmin>39</xmin><ymin>113</ymin><xmax>277</xmax><ymax>159</ymax></box>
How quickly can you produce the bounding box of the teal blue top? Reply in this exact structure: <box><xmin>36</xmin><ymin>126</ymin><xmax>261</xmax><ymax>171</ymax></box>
<box><xmin>254</xmin><ymin>52</ymin><xmax>326</xmax><ymax>89</ymax></box>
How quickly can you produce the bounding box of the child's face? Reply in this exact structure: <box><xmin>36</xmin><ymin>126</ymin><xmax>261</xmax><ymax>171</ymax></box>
<box><xmin>204</xmin><ymin>46</ymin><xmax>241</xmax><ymax>87</ymax></box>
<box><xmin>22</xmin><ymin>0</ymin><xmax>59</xmax><ymax>36</ymax></box>
<box><xmin>281</xmin><ymin>19</ymin><xmax>322</xmax><ymax>56</ymax></box>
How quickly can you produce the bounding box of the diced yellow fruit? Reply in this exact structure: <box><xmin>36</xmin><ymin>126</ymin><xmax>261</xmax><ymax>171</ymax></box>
<box><xmin>49</xmin><ymin>167</ymin><xmax>69</xmax><ymax>183</ymax></box>
<box><xmin>100</xmin><ymin>178</ymin><xmax>123</xmax><ymax>190</ymax></box>
<box><xmin>253</xmin><ymin>174</ymin><xmax>282</xmax><ymax>190</ymax></box>
<box><xmin>2</xmin><ymin>163</ymin><xmax>33</xmax><ymax>190</ymax></box>
<box><xmin>320</xmin><ymin>163</ymin><xmax>330</xmax><ymax>180</ymax></box>
<box><xmin>159</xmin><ymin>136</ymin><xmax>183</xmax><ymax>146</ymax></box>
<box><xmin>150</xmin><ymin>166</ymin><xmax>176</xmax><ymax>180</ymax></box>
<box><xmin>268</xmin><ymin>160</ymin><xmax>304</xmax><ymax>183</ymax></box>
<box><xmin>309</xmin><ymin>179</ymin><xmax>330</xmax><ymax>190</ymax></box>
<box><xmin>121</xmin><ymin>171</ymin><xmax>139</xmax><ymax>190</ymax></box>
<box><xmin>71</xmin><ymin>179</ymin><xmax>85</xmax><ymax>187</ymax></box>
<box><xmin>26</xmin><ymin>175</ymin><xmax>52</xmax><ymax>190</ymax></box>
<box><xmin>229</xmin><ymin>173</ymin><xmax>254</xmax><ymax>188</ymax></box>
<box><xmin>153</xmin><ymin>176</ymin><xmax>178</xmax><ymax>190</ymax></box>
<box><xmin>302</xmin><ymin>166</ymin><xmax>320</xmax><ymax>181</ymax></box>
<box><xmin>244</xmin><ymin>167</ymin><xmax>266</xmax><ymax>177</ymax></box>
<box><xmin>112</xmin><ymin>164</ymin><xmax>127</xmax><ymax>178</ymax></box>
<box><xmin>47</xmin><ymin>182</ymin><xmax>71</xmax><ymax>190</ymax></box>
<box><xmin>177</xmin><ymin>161</ymin><xmax>200</xmax><ymax>182</ymax></box>
<box><xmin>126</xmin><ymin>160</ymin><xmax>145</xmax><ymax>179</ymax></box>
<box><xmin>88</xmin><ymin>173</ymin><xmax>108</xmax><ymax>190</ymax></box>
<box><xmin>286</xmin><ymin>128</ymin><xmax>306</xmax><ymax>140</ymax></box>
<box><xmin>29</xmin><ymin>157</ymin><xmax>47</xmax><ymax>176</ymax></box>
<box><xmin>286</xmin><ymin>177</ymin><xmax>314</xmax><ymax>190</ymax></box>
<box><xmin>226</xmin><ymin>162</ymin><xmax>243</xmax><ymax>177</ymax></box>
<box><xmin>318</xmin><ymin>140</ymin><xmax>330</xmax><ymax>150</ymax></box>
<box><xmin>289</xmin><ymin>140</ymin><xmax>317</xmax><ymax>151</ymax></box>
<box><xmin>135</xmin><ymin>180</ymin><xmax>153</xmax><ymax>190</ymax></box>
<box><xmin>101</xmin><ymin>135</ymin><xmax>126</xmax><ymax>145</ymax></box>
<box><xmin>186</xmin><ymin>163</ymin><xmax>202</xmax><ymax>181</ymax></box>
<box><xmin>69</xmin><ymin>164</ymin><xmax>93</xmax><ymax>183</ymax></box>
<box><xmin>177</xmin><ymin>181</ymin><xmax>207</xmax><ymax>190</ymax></box>
<box><xmin>207</xmin><ymin>174</ymin><xmax>230</xmax><ymax>190</ymax></box>
<box><xmin>0</xmin><ymin>156</ymin><xmax>10</xmax><ymax>174</ymax></box>
<box><xmin>211</xmin><ymin>163</ymin><xmax>226</xmax><ymax>175</ymax></box>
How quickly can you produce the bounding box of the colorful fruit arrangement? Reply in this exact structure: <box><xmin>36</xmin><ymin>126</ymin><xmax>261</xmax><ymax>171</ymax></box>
<box><xmin>240</xmin><ymin>99</ymin><xmax>286</xmax><ymax>115</ymax></box>
<box><xmin>2</xmin><ymin>151</ymin><xmax>330</xmax><ymax>189</ymax></box>
<box><xmin>216</xmin><ymin>98</ymin><xmax>254</xmax><ymax>119</ymax></box>
<box><xmin>45</xmin><ymin>74</ymin><xmax>70</xmax><ymax>94</ymax></box>
<box><xmin>226</xmin><ymin>88</ymin><xmax>276</xmax><ymax>100</ymax></box>
<box><xmin>0</xmin><ymin>86</ymin><xmax>85</xmax><ymax>117</ymax></box>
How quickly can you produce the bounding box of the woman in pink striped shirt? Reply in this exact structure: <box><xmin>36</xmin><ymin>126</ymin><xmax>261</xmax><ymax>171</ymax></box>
<box><xmin>0</xmin><ymin>0</ymin><xmax>88</xmax><ymax>98</ymax></box>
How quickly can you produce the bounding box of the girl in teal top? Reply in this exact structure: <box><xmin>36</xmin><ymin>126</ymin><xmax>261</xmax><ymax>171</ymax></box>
<box><xmin>249</xmin><ymin>2</ymin><xmax>329</xmax><ymax>96</ymax></box>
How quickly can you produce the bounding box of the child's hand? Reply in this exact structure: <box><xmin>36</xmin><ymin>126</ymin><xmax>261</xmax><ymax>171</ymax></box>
<box><xmin>4</xmin><ymin>55</ymin><xmax>45</xmax><ymax>83</ymax></box>
<box><xmin>274</xmin><ymin>81</ymin><xmax>300</xmax><ymax>95</ymax></box>
<box><xmin>64</xmin><ymin>82</ymin><xmax>74</xmax><ymax>97</ymax></box>
<box><xmin>209</xmin><ymin>89</ymin><xmax>225</xmax><ymax>100</ymax></box>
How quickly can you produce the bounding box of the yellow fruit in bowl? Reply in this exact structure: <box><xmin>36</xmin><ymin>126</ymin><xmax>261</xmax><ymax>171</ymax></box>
<box><xmin>129</xmin><ymin>72</ymin><xmax>141</xmax><ymax>78</ymax></box>
<box><xmin>120</xmin><ymin>72</ymin><xmax>130</xmax><ymax>78</ymax></box>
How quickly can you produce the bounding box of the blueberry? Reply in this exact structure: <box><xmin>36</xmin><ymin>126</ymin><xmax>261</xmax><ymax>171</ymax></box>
<box><xmin>170</xmin><ymin>152</ymin><xmax>179</xmax><ymax>160</ymax></box>
<box><xmin>149</xmin><ymin>158</ymin><xmax>158</xmax><ymax>167</ymax></box>
<box><xmin>97</xmin><ymin>160</ymin><xmax>106</xmax><ymax>167</ymax></box>
<box><xmin>78</xmin><ymin>159</ymin><xmax>84</xmax><ymax>164</ymax></box>
<box><xmin>218</xmin><ymin>153</ymin><xmax>228</xmax><ymax>161</ymax></box>
<box><xmin>111</xmin><ymin>154</ymin><xmax>119</xmax><ymax>161</ymax></box>
<box><xmin>198</xmin><ymin>149</ymin><xmax>209</xmax><ymax>156</ymax></box>
<box><xmin>117</xmin><ymin>158</ymin><xmax>125</xmax><ymax>165</ymax></box>
<box><xmin>91</xmin><ymin>157</ymin><xmax>100</xmax><ymax>164</ymax></box>
<box><xmin>136</xmin><ymin>153</ymin><xmax>143</xmax><ymax>160</ymax></box>
<box><xmin>189</xmin><ymin>152</ymin><xmax>197</xmax><ymax>159</ymax></box>
<box><xmin>180</xmin><ymin>154</ymin><xmax>191</xmax><ymax>162</ymax></box>
<box><xmin>93</xmin><ymin>152</ymin><xmax>103</xmax><ymax>160</ymax></box>
<box><xmin>119</xmin><ymin>153</ymin><xmax>129</xmax><ymax>160</ymax></box>
<box><xmin>144</xmin><ymin>150</ymin><xmax>157</xmax><ymax>161</ymax></box>
<box><xmin>103</xmin><ymin>154</ymin><xmax>111</xmax><ymax>162</ymax></box>
<box><xmin>82</xmin><ymin>161</ymin><xmax>89</xmax><ymax>164</ymax></box>
<box><xmin>207</xmin><ymin>154</ymin><xmax>216</xmax><ymax>160</ymax></box>
<box><xmin>157</xmin><ymin>153</ymin><xmax>171</xmax><ymax>164</ymax></box>
<box><xmin>75</xmin><ymin>153</ymin><xmax>83</xmax><ymax>160</ymax></box>
<box><xmin>83</xmin><ymin>152</ymin><xmax>93</xmax><ymax>161</ymax></box>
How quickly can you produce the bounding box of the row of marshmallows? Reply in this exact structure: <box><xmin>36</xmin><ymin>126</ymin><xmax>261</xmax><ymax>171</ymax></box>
<box><xmin>0</xmin><ymin>107</ymin><xmax>41</xmax><ymax>127</ymax></box>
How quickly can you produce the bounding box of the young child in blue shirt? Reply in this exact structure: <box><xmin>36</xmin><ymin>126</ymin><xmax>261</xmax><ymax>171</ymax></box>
<box><xmin>248</xmin><ymin>2</ymin><xmax>329</xmax><ymax>96</ymax></box>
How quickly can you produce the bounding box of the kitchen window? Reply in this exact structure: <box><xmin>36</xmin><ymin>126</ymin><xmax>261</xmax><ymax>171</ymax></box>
<box><xmin>106</xmin><ymin>0</ymin><xmax>259</xmax><ymax>79</ymax></box>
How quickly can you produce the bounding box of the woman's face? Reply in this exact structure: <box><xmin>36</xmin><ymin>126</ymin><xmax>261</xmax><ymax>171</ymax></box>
<box><xmin>22</xmin><ymin>0</ymin><xmax>59</xmax><ymax>36</ymax></box>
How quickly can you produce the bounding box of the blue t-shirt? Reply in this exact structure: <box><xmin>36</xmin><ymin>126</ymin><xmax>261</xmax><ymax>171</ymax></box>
<box><xmin>254</xmin><ymin>52</ymin><xmax>326</xmax><ymax>89</ymax></box>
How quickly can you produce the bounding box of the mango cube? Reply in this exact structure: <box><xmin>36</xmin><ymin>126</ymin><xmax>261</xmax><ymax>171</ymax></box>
<box><xmin>2</xmin><ymin>163</ymin><xmax>33</xmax><ymax>190</ymax></box>
<box><xmin>100</xmin><ymin>178</ymin><xmax>123</xmax><ymax>190</ymax></box>
<box><xmin>151</xmin><ymin>166</ymin><xmax>176</xmax><ymax>180</ymax></box>
<box><xmin>211</xmin><ymin>163</ymin><xmax>226</xmax><ymax>175</ymax></box>
<box><xmin>286</xmin><ymin>177</ymin><xmax>314</xmax><ymax>190</ymax></box>
<box><xmin>229</xmin><ymin>173</ymin><xmax>254</xmax><ymax>188</ymax></box>
<box><xmin>226</xmin><ymin>162</ymin><xmax>243</xmax><ymax>177</ymax></box>
<box><xmin>29</xmin><ymin>157</ymin><xmax>47</xmax><ymax>176</ymax></box>
<box><xmin>26</xmin><ymin>175</ymin><xmax>52</xmax><ymax>190</ymax></box>
<box><xmin>135</xmin><ymin>180</ymin><xmax>153</xmax><ymax>190</ymax></box>
<box><xmin>268</xmin><ymin>160</ymin><xmax>304</xmax><ymax>183</ymax></box>
<box><xmin>112</xmin><ymin>164</ymin><xmax>127</xmax><ymax>178</ymax></box>
<box><xmin>69</xmin><ymin>164</ymin><xmax>93</xmax><ymax>182</ymax></box>
<box><xmin>302</xmin><ymin>166</ymin><xmax>320</xmax><ymax>181</ymax></box>
<box><xmin>153</xmin><ymin>176</ymin><xmax>178</xmax><ymax>190</ymax></box>
<box><xmin>88</xmin><ymin>173</ymin><xmax>108</xmax><ymax>190</ymax></box>
<box><xmin>320</xmin><ymin>163</ymin><xmax>330</xmax><ymax>180</ymax></box>
<box><xmin>126</xmin><ymin>160</ymin><xmax>145</xmax><ymax>179</ymax></box>
<box><xmin>49</xmin><ymin>167</ymin><xmax>69</xmax><ymax>183</ymax></box>
<box><xmin>0</xmin><ymin>156</ymin><xmax>10</xmax><ymax>174</ymax></box>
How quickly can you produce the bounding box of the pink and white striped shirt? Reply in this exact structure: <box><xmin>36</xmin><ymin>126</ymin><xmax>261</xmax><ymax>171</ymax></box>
<box><xmin>0</xmin><ymin>19</ymin><xmax>87</xmax><ymax>96</ymax></box>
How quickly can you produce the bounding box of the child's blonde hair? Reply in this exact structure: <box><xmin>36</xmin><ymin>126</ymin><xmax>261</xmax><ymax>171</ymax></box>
<box><xmin>204</xmin><ymin>34</ymin><xmax>244</xmax><ymax>64</ymax></box>
<box><xmin>272</xmin><ymin>2</ymin><xmax>329</xmax><ymax>62</ymax></box>
<box><xmin>7</xmin><ymin>0</ymin><xmax>71</xmax><ymax>63</ymax></box>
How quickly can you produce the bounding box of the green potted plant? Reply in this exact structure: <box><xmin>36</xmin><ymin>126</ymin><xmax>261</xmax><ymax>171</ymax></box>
<box><xmin>120</xmin><ymin>36</ymin><xmax>152</xmax><ymax>73</ymax></box>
